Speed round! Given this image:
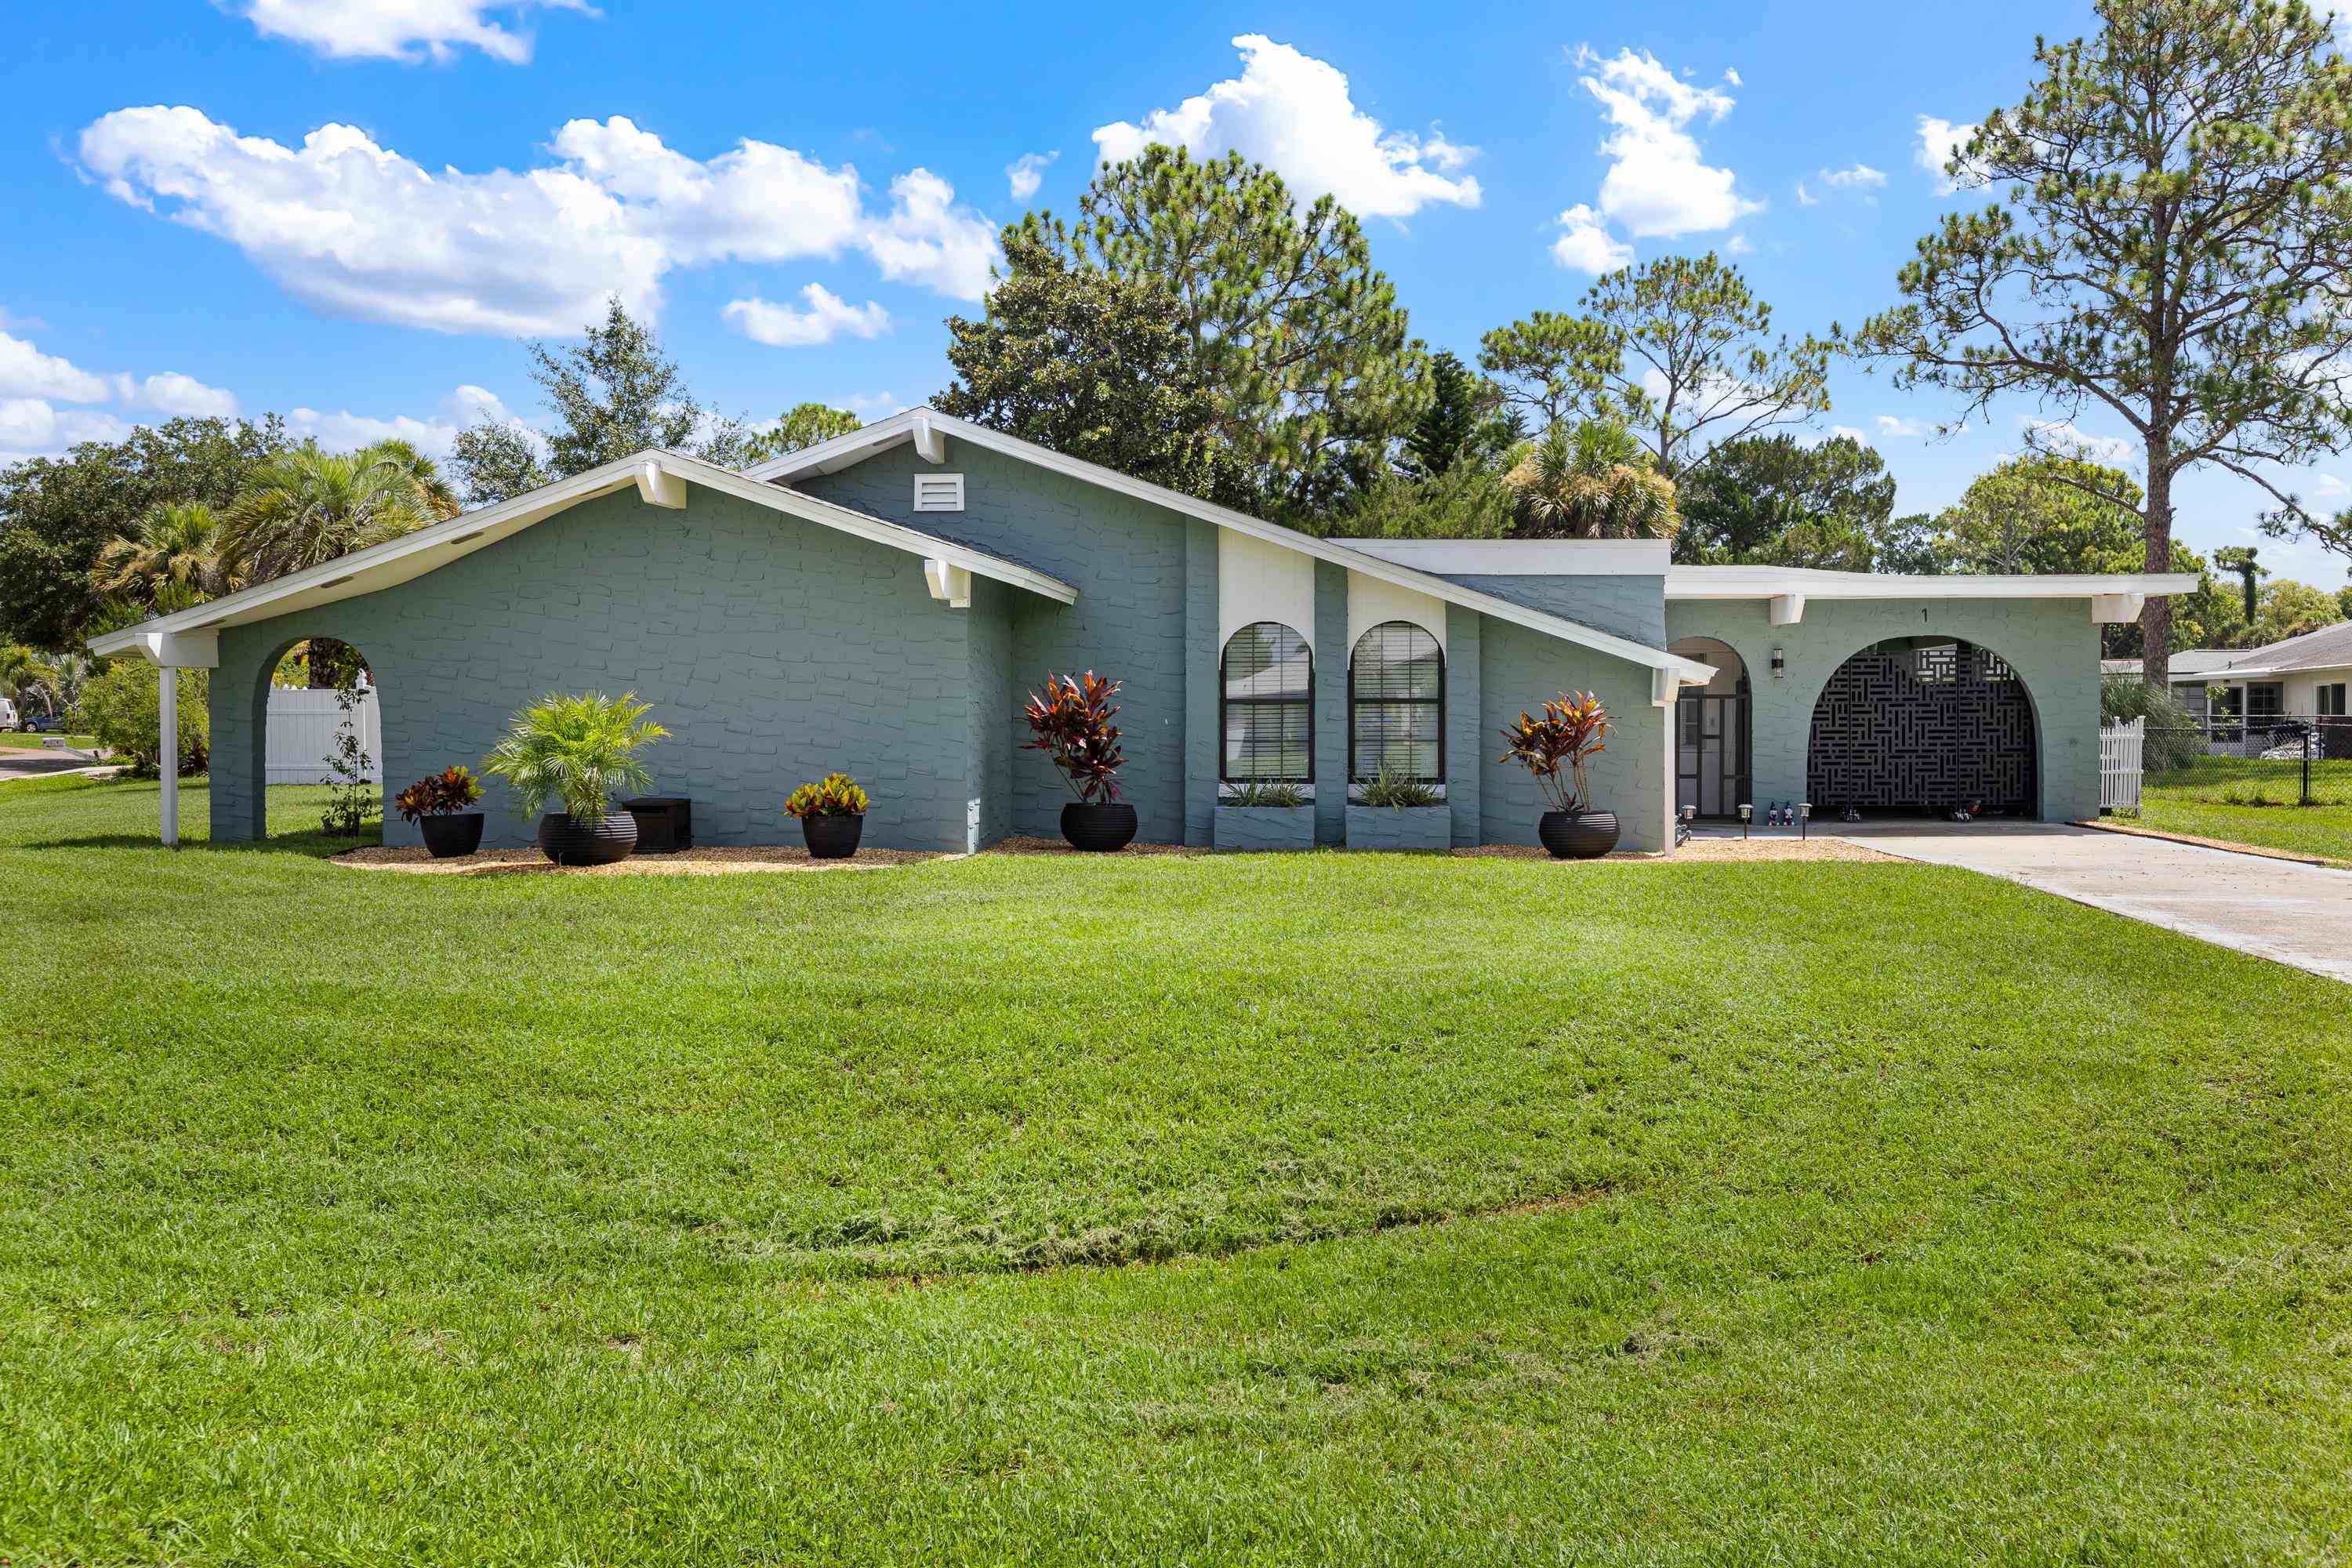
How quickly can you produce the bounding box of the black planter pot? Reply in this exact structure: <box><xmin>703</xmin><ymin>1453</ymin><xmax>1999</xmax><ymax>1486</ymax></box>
<box><xmin>1061</xmin><ymin>800</ymin><xmax>1139</xmax><ymax>852</ymax></box>
<box><xmin>1539</xmin><ymin>809</ymin><xmax>1620</xmax><ymax>859</ymax></box>
<box><xmin>419</xmin><ymin>811</ymin><xmax>485</xmax><ymax>858</ymax></box>
<box><xmin>537</xmin><ymin>811</ymin><xmax>638</xmax><ymax>866</ymax></box>
<box><xmin>800</xmin><ymin>812</ymin><xmax>864</xmax><ymax>860</ymax></box>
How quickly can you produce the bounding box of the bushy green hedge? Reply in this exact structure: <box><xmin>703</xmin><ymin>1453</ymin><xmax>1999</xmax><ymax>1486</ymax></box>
<box><xmin>2101</xmin><ymin>676</ymin><xmax>2202</xmax><ymax>772</ymax></box>
<box><xmin>79</xmin><ymin>662</ymin><xmax>209</xmax><ymax>777</ymax></box>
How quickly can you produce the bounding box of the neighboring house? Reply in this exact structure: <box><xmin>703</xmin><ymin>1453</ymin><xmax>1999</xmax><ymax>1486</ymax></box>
<box><xmin>90</xmin><ymin>409</ymin><xmax>2197</xmax><ymax>852</ymax></box>
<box><xmin>2109</xmin><ymin>623</ymin><xmax>2352</xmax><ymax>731</ymax></box>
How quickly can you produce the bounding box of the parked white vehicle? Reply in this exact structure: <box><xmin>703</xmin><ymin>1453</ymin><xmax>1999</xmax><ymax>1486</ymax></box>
<box><xmin>0</xmin><ymin>697</ymin><xmax>17</xmax><ymax>731</ymax></box>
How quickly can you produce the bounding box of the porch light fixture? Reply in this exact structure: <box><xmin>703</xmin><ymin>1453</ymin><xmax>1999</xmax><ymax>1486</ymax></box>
<box><xmin>1770</xmin><ymin>648</ymin><xmax>1786</xmax><ymax>678</ymax></box>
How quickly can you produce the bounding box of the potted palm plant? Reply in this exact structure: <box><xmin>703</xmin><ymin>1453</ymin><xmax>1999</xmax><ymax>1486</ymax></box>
<box><xmin>1022</xmin><ymin>670</ymin><xmax>1135</xmax><ymax>851</ymax></box>
<box><xmin>395</xmin><ymin>764</ymin><xmax>487</xmax><ymax>858</ymax></box>
<box><xmin>1499</xmin><ymin>691</ymin><xmax>1619</xmax><ymax>858</ymax></box>
<box><xmin>784</xmin><ymin>773</ymin><xmax>869</xmax><ymax>859</ymax></box>
<box><xmin>481</xmin><ymin>691</ymin><xmax>667</xmax><ymax>866</ymax></box>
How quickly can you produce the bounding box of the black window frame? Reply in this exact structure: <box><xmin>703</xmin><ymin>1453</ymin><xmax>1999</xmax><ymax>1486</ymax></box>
<box><xmin>1348</xmin><ymin>620</ymin><xmax>1446</xmax><ymax>785</ymax></box>
<box><xmin>1218</xmin><ymin>620</ymin><xmax>1315</xmax><ymax>785</ymax></box>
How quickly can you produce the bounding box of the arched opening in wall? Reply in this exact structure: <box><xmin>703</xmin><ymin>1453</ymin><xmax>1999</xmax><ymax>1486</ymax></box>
<box><xmin>1668</xmin><ymin>637</ymin><xmax>1750</xmax><ymax>818</ymax></box>
<box><xmin>260</xmin><ymin>637</ymin><xmax>383</xmax><ymax>843</ymax></box>
<box><xmin>1807</xmin><ymin>637</ymin><xmax>2038</xmax><ymax>821</ymax></box>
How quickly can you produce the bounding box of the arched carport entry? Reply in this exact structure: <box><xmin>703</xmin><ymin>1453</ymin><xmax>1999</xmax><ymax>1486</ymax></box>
<box><xmin>1806</xmin><ymin>636</ymin><xmax>2039</xmax><ymax>818</ymax></box>
<box><xmin>1668</xmin><ymin>636</ymin><xmax>1751</xmax><ymax>818</ymax></box>
<box><xmin>248</xmin><ymin>636</ymin><xmax>383</xmax><ymax>840</ymax></box>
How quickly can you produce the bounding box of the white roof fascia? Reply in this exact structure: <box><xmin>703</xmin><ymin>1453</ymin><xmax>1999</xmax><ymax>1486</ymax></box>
<box><xmin>89</xmin><ymin>450</ymin><xmax>1076</xmax><ymax>659</ymax></box>
<box><xmin>1665</xmin><ymin>565</ymin><xmax>2203</xmax><ymax>601</ymax></box>
<box><xmin>753</xmin><ymin>408</ymin><xmax>1711</xmax><ymax>682</ymax></box>
<box><xmin>1334</xmin><ymin>538</ymin><xmax>1671</xmax><ymax>575</ymax></box>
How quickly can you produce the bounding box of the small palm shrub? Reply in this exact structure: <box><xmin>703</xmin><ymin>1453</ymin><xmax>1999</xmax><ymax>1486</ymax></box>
<box><xmin>395</xmin><ymin>765</ymin><xmax>485</xmax><ymax>822</ymax></box>
<box><xmin>1498</xmin><ymin>691</ymin><xmax>1611</xmax><ymax>812</ymax></box>
<box><xmin>1022</xmin><ymin>671</ymin><xmax>1126</xmax><ymax>803</ymax></box>
<box><xmin>785</xmin><ymin>773</ymin><xmax>870</xmax><ymax>817</ymax></box>
<box><xmin>481</xmin><ymin>691</ymin><xmax>666</xmax><ymax>821</ymax></box>
<box><xmin>1225</xmin><ymin>781</ymin><xmax>1309</xmax><ymax>808</ymax></box>
<box><xmin>2100</xmin><ymin>675</ymin><xmax>2203</xmax><ymax>773</ymax></box>
<box><xmin>1359</xmin><ymin>761</ymin><xmax>1442</xmax><ymax>808</ymax></box>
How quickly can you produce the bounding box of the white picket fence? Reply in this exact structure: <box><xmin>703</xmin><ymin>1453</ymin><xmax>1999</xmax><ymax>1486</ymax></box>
<box><xmin>267</xmin><ymin>686</ymin><xmax>380</xmax><ymax>785</ymax></box>
<box><xmin>2099</xmin><ymin>717</ymin><xmax>2144</xmax><ymax>812</ymax></box>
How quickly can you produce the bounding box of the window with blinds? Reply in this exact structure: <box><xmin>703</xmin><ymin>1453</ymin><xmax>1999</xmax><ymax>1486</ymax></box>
<box><xmin>1349</xmin><ymin>620</ymin><xmax>1443</xmax><ymax>782</ymax></box>
<box><xmin>1220</xmin><ymin>621</ymin><xmax>1313</xmax><ymax>782</ymax></box>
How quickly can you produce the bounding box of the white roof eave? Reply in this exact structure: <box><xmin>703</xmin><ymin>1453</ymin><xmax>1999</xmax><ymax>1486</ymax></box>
<box><xmin>88</xmin><ymin>450</ymin><xmax>1077</xmax><ymax>659</ymax></box>
<box><xmin>1664</xmin><ymin>565</ymin><xmax>2203</xmax><ymax>600</ymax></box>
<box><xmin>755</xmin><ymin>408</ymin><xmax>1712</xmax><ymax>683</ymax></box>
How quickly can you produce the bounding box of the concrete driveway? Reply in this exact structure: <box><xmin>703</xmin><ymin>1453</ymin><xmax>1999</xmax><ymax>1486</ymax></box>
<box><xmin>1833</xmin><ymin>822</ymin><xmax>2352</xmax><ymax>984</ymax></box>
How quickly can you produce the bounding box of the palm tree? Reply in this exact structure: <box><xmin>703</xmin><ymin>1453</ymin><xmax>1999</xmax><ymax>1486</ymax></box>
<box><xmin>0</xmin><ymin>644</ymin><xmax>56</xmax><ymax>720</ymax></box>
<box><xmin>220</xmin><ymin>445</ymin><xmax>437</xmax><ymax>586</ymax></box>
<box><xmin>361</xmin><ymin>437</ymin><xmax>463</xmax><ymax>522</ymax></box>
<box><xmin>1506</xmin><ymin>421</ymin><xmax>1680</xmax><ymax>540</ymax></box>
<box><xmin>90</xmin><ymin>501</ymin><xmax>238</xmax><ymax>614</ymax></box>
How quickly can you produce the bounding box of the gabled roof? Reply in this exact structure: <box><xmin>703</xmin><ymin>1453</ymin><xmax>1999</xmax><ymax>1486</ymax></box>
<box><xmin>88</xmin><ymin>448</ymin><xmax>1076</xmax><ymax>659</ymax></box>
<box><xmin>2216</xmin><ymin>617</ymin><xmax>2352</xmax><ymax>677</ymax></box>
<box><xmin>750</xmin><ymin>407</ymin><xmax>1714</xmax><ymax>683</ymax></box>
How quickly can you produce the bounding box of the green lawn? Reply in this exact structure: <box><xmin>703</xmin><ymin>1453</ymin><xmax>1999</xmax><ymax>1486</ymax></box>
<box><xmin>0</xmin><ymin>731</ymin><xmax>99</xmax><ymax>752</ymax></box>
<box><xmin>2136</xmin><ymin>753</ymin><xmax>2352</xmax><ymax>862</ymax></box>
<box><xmin>3</xmin><ymin>776</ymin><xmax>2349</xmax><ymax>1564</ymax></box>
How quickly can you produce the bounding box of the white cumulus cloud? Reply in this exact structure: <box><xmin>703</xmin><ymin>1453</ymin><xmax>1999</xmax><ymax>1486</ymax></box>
<box><xmin>0</xmin><ymin>330</ymin><xmax>116</xmax><ymax>403</ymax></box>
<box><xmin>1574</xmin><ymin>46</ymin><xmax>1762</xmax><ymax>240</ymax></box>
<box><xmin>2022</xmin><ymin>416</ymin><xmax>2137</xmax><ymax>466</ymax></box>
<box><xmin>233</xmin><ymin>0</ymin><xmax>595</xmax><ymax>64</ymax></box>
<box><xmin>285</xmin><ymin>386</ymin><xmax>524</xmax><ymax>459</ymax></box>
<box><xmin>0</xmin><ymin>399</ymin><xmax>134</xmax><ymax>456</ymax></box>
<box><xmin>1915</xmin><ymin>115</ymin><xmax>1980</xmax><ymax>195</ymax></box>
<box><xmin>1092</xmin><ymin>34</ymin><xmax>1481</xmax><ymax>220</ymax></box>
<box><xmin>724</xmin><ymin>285</ymin><xmax>891</xmax><ymax>348</ymax></box>
<box><xmin>1006</xmin><ymin>151</ymin><xmax>1058</xmax><ymax>201</ymax></box>
<box><xmin>1551</xmin><ymin>203</ymin><xmax>1634</xmax><ymax>274</ymax></box>
<box><xmin>77</xmin><ymin>107</ymin><xmax>996</xmax><ymax>336</ymax></box>
<box><xmin>1875</xmin><ymin>414</ymin><xmax>1931</xmax><ymax>438</ymax></box>
<box><xmin>130</xmin><ymin>372</ymin><xmax>239</xmax><ymax>418</ymax></box>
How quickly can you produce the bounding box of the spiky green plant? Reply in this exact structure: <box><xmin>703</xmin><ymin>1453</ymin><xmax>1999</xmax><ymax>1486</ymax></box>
<box><xmin>480</xmin><ymin>692</ymin><xmax>666</xmax><ymax>822</ymax></box>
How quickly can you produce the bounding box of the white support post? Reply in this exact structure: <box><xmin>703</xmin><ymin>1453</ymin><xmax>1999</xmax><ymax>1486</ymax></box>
<box><xmin>158</xmin><ymin>662</ymin><xmax>178</xmax><ymax>848</ymax></box>
<box><xmin>922</xmin><ymin>558</ymin><xmax>972</xmax><ymax>608</ymax></box>
<box><xmin>910</xmin><ymin>415</ymin><xmax>948</xmax><ymax>465</ymax></box>
<box><xmin>1769</xmin><ymin>592</ymin><xmax>1806</xmax><ymax>627</ymax></box>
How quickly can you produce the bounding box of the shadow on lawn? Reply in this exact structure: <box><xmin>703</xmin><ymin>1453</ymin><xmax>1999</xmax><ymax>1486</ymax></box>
<box><xmin>23</xmin><ymin>830</ymin><xmax>374</xmax><ymax>860</ymax></box>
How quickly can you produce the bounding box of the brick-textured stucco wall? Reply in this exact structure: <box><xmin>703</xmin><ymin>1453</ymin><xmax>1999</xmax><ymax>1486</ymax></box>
<box><xmin>795</xmin><ymin>440</ymin><xmax>1193</xmax><ymax>844</ymax></box>
<box><xmin>208</xmin><ymin>487</ymin><xmax>1004</xmax><ymax>851</ymax></box>
<box><xmin>1436</xmin><ymin>574</ymin><xmax>1668</xmax><ymax>650</ymax></box>
<box><xmin>1478</xmin><ymin>620</ymin><xmax>1671</xmax><ymax>852</ymax></box>
<box><xmin>1665</xmin><ymin>597</ymin><xmax>2103</xmax><ymax>822</ymax></box>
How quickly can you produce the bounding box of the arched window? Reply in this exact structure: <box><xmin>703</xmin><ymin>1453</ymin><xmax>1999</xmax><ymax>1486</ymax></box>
<box><xmin>1350</xmin><ymin>621</ymin><xmax>1443</xmax><ymax>782</ymax></box>
<box><xmin>1221</xmin><ymin>621</ymin><xmax>1314</xmax><ymax>782</ymax></box>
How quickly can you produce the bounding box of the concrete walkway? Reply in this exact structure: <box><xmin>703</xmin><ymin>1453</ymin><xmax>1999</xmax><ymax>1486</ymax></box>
<box><xmin>1832</xmin><ymin>822</ymin><xmax>2352</xmax><ymax>985</ymax></box>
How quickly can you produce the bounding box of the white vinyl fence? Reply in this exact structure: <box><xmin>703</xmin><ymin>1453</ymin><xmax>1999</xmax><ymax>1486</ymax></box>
<box><xmin>267</xmin><ymin>686</ymin><xmax>380</xmax><ymax>785</ymax></box>
<box><xmin>2099</xmin><ymin>717</ymin><xmax>2144</xmax><ymax>812</ymax></box>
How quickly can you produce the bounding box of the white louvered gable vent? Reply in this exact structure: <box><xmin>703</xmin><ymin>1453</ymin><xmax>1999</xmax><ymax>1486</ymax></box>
<box><xmin>913</xmin><ymin>474</ymin><xmax>966</xmax><ymax>513</ymax></box>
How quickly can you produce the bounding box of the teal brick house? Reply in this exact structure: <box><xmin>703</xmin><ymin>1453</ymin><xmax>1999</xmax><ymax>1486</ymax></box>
<box><xmin>91</xmin><ymin>408</ymin><xmax>2197</xmax><ymax>854</ymax></box>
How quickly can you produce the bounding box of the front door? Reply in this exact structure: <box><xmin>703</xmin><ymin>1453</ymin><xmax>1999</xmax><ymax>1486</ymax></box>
<box><xmin>1676</xmin><ymin>689</ymin><xmax>1749</xmax><ymax>818</ymax></box>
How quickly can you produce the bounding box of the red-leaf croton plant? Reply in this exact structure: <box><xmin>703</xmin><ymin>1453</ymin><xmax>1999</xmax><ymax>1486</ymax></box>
<box><xmin>1022</xmin><ymin>671</ymin><xmax>1127</xmax><ymax>804</ymax></box>
<box><xmin>1497</xmin><ymin>691</ymin><xmax>1611</xmax><ymax>814</ymax></box>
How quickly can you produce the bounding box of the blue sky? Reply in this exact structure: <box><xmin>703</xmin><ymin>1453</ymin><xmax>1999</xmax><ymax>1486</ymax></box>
<box><xmin>2</xmin><ymin>0</ymin><xmax>2344</xmax><ymax>588</ymax></box>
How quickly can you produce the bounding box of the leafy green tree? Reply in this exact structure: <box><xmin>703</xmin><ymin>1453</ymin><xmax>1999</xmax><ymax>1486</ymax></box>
<box><xmin>2338</xmin><ymin>585</ymin><xmax>2352</xmax><ymax>621</ymax></box>
<box><xmin>1488</xmin><ymin>256</ymin><xmax>1833</xmax><ymax>481</ymax></box>
<box><xmin>1872</xmin><ymin>514</ymin><xmax>1948</xmax><ymax>577</ymax></box>
<box><xmin>1935</xmin><ymin>456</ymin><xmax>2146</xmax><ymax>575</ymax></box>
<box><xmin>453</xmin><ymin>299</ymin><xmax>745</xmax><ymax>504</ymax></box>
<box><xmin>1504</xmin><ymin>422</ymin><xmax>1679</xmax><ymax>540</ymax></box>
<box><xmin>80</xmin><ymin>660</ymin><xmax>208</xmax><ymax>777</ymax></box>
<box><xmin>1401</xmin><ymin>351</ymin><xmax>1516</xmax><ymax>480</ymax></box>
<box><xmin>935</xmin><ymin>228</ymin><xmax>1245</xmax><ymax>504</ymax></box>
<box><xmin>2246</xmin><ymin>579</ymin><xmax>2345</xmax><ymax>646</ymax></box>
<box><xmin>89</xmin><ymin>502</ymin><xmax>238</xmax><ymax>615</ymax></box>
<box><xmin>0</xmin><ymin>416</ymin><xmax>289</xmax><ymax>650</ymax></box>
<box><xmin>742</xmin><ymin>404</ymin><xmax>861</xmax><ymax>464</ymax></box>
<box><xmin>1854</xmin><ymin>0</ymin><xmax>2352</xmax><ymax>688</ymax></box>
<box><xmin>1330</xmin><ymin>463</ymin><xmax>1519</xmax><ymax>541</ymax></box>
<box><xmin>1674</xmin><ymin>435</ymin><xmax>1898</xmax><ymax>568</ymax></box>
<box><xmin>1476</xmin><ymin>311</ymin><xmax>1613</xmax><ymax>430</ymax></box>
<box><xmin>1029</xmin><ymin>146</ymin><xmax>1421</xmax><ymax>515</ymax></box>
<box><xmin>2211</xmin><ymin>546</ymin><xmax>2266</xmax><ymax>624</ymax></box>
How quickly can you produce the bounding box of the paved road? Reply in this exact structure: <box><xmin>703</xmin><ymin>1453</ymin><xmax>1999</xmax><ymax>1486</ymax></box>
<box><xmin>0</xmin><ymin>750</ymin><xmax>114</xmax><ymax>783</ymax></box>
<box><xmin>1835</xmin><ymin>822</ymin><xmax>2352</xmax><ymax>985</ymax></box>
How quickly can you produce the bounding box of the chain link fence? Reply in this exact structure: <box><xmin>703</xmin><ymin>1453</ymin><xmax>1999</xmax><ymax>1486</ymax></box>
<box><xmin>2143</xmin><ymin>717</ymin><xmax>2352</xmax><ymax>808</ymax></box>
